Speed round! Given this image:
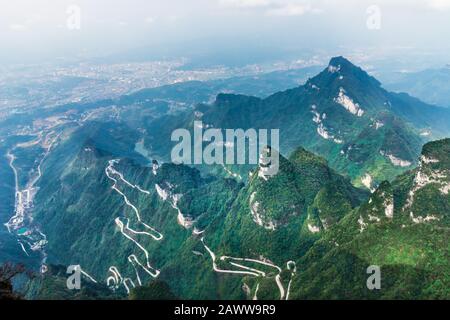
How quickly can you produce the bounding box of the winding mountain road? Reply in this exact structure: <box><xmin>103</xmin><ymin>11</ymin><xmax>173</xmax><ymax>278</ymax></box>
<box><xmin>201</xmin><ymin>237</ymin><xmax>296</xmax><ymax>300</ymax></box>
<box><xmin>105</xmin><ymin>159</ymin><xmax>163</xmax><ymax>293</ymax></box>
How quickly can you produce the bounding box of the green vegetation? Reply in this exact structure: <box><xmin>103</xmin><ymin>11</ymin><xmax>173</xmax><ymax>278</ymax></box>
<box><xmin>2</xmin><ymin>58</ymin><xmax>449</xmax><ymax>300</ymax></box>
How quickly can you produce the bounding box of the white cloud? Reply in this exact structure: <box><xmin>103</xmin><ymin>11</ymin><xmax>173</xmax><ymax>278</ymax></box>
<box><xmin>266</xmin><ymin>3</ymin><xmax>319</xmax><ymax>16</ymax></box>
<box><xmin>6</xmin><ymin>12</ymin><xmax>45</xmax><ymax>32</ymax></box>
<box><xmin>145</xmin><ymin>17</ymin><xmax>155</xmax><ymax>24</ymax></box>
<box><xmin>8</xmin><ymin>24</ymin><xmax>27</xmax><ymax>31</ymax></box>
<box><xmin>219</xmin><ymin>0</ymin><xmax>321</xmax><ymax>16</ymax></box>
<box><xmin>428</xmin><ymin>0</ymin><xmax>450</xmax><ymax>10</ymax></box>
<box><xmin>167</xmin><ymin>15</ymin><xmax>179</xmax><ymax>22</ymax></box>
<box><xmin>219</xmin><ymin>0</ymin><xmax>271</xmax><ymax>8</ymax></box>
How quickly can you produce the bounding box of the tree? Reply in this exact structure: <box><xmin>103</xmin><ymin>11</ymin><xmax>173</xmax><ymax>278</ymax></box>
<box><xmin>129</xmin><ymin>280</ymin><xmax>177</xmax><ymax>300</ymax></box>
<box><xmin>0</xmin><ymin>263</ymin><xmax>26</xmax><ymax>300</ymax></box>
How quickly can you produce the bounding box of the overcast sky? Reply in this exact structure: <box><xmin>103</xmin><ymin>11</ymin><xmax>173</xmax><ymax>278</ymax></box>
<box><xmin>1</xmin><ymin>0</ymin><xmax>450</xmax><ymax>66</ymax></box>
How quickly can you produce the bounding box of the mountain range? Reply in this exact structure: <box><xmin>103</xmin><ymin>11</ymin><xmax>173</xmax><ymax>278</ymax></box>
<box><xmin>383</xmin><ymin>66</ymin><xmax>450</xmax><ymax>108</ymax></box>
<box><xmin>1</xmin><ymin>57</ymin><xmax>449</xmax><ymax>300</ymax></box>
<box><xmin>143</xmin><ymin>57</ymin><xmax>450</xmax><ymax>188</ymax></box>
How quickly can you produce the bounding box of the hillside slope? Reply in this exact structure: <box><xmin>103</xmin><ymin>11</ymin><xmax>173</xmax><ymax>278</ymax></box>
<box><xmin>290</xmin><ymin>138</ymin><xmax>450</xmax><ymax>299</ymax></box>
